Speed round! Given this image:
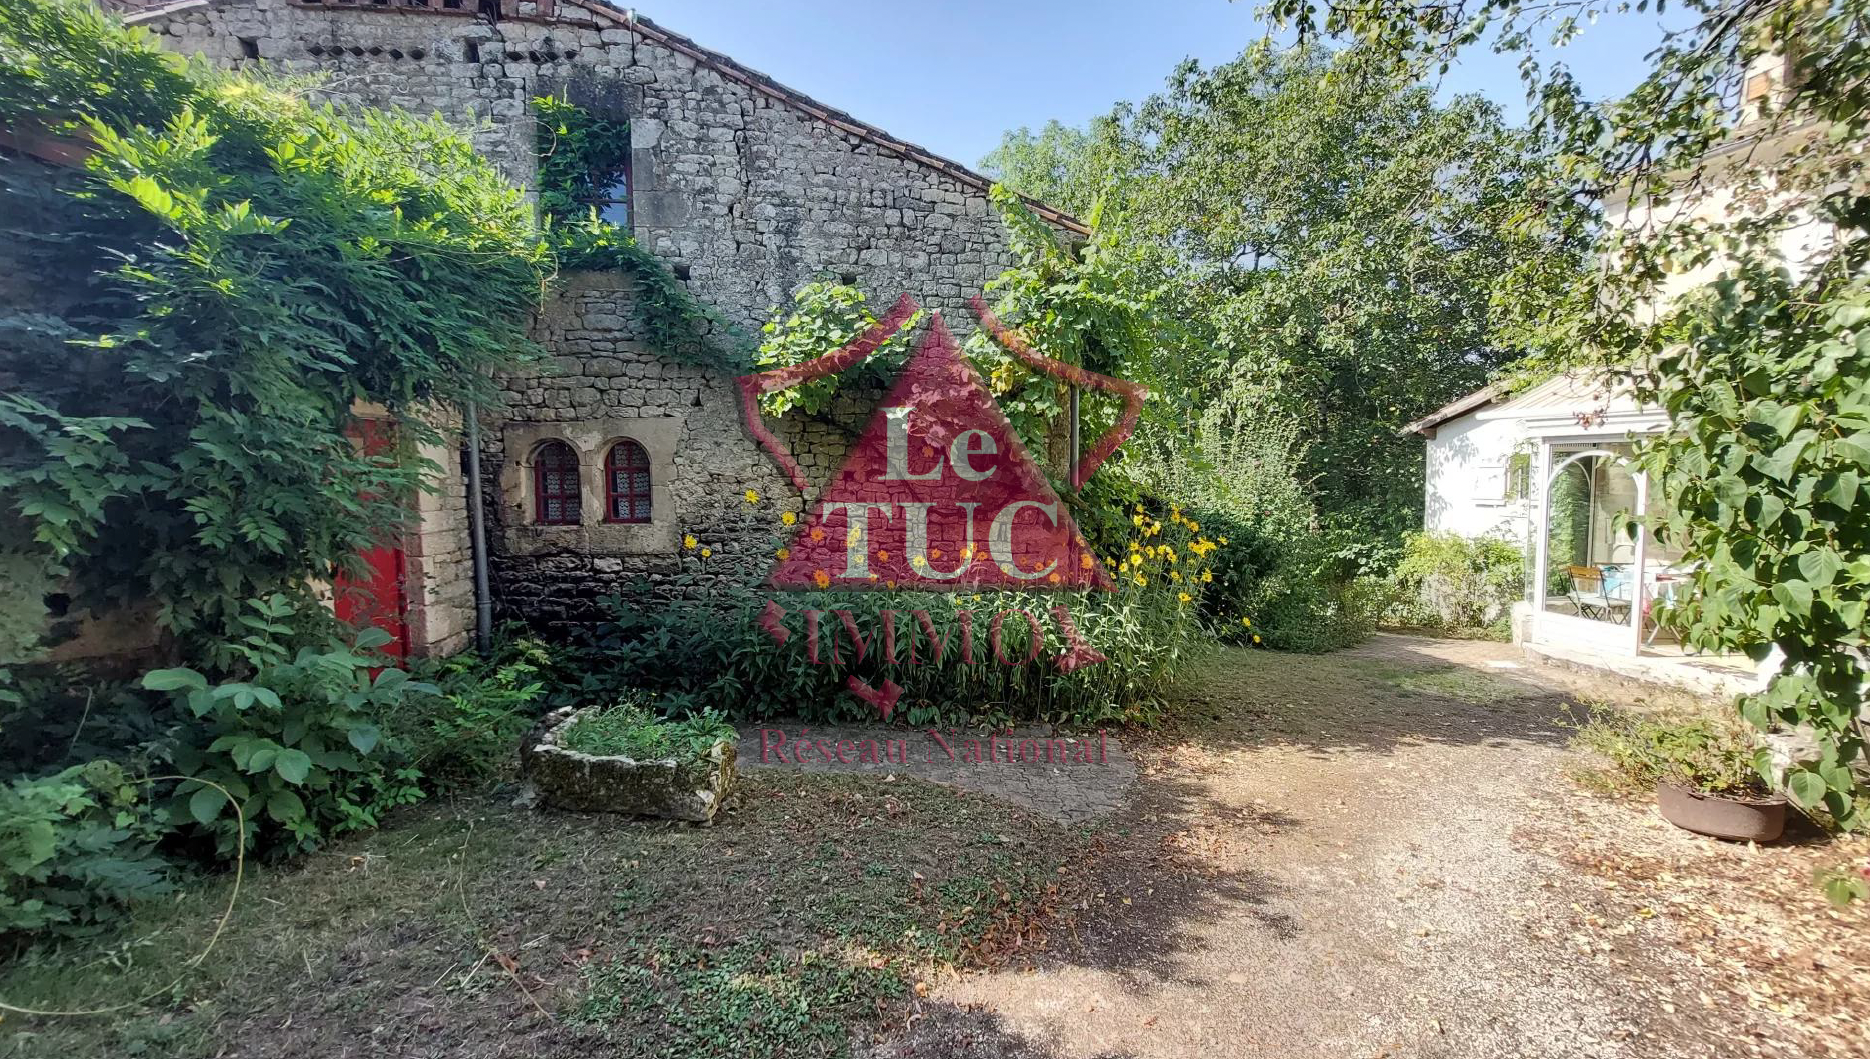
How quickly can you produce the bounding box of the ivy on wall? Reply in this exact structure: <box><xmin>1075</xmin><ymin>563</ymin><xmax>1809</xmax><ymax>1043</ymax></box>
<box><xmin>0</xmin><ymin>0</ymin><xmax>551</xmax><ymax>663</ymax></box>
<box><xmin>531</xmin><ymin>94</ymin><xmax>746</xmax><ymax>372</ymax></box>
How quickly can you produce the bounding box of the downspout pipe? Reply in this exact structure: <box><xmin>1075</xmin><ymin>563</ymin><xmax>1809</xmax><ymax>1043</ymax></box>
<box><xmin>463</xmin><ymin>403</ymin><xmax>494</xmax><ymax>654</ymax></box>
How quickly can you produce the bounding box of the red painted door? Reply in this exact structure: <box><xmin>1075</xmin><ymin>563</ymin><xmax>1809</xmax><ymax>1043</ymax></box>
<box><xmin>334</xmin><ymin>418</ymin><xmax>409</xmax><ymax>660</ymax></box>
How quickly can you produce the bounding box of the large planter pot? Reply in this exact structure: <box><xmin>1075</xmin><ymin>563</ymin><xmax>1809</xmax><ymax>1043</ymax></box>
<box><xmin>1655</xmin><ymin>780</ymin><xmax>1787</xmax><ymax>842</ymax></box>
<box><xmin>521</xmin><ymin>706</ymin><xmax>737</xmax><ymax>823</ymax></box>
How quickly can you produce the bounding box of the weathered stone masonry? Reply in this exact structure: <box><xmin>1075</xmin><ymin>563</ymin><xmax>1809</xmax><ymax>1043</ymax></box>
<box><xmin>128</xmin><ymin>0</ymin><xmax>1083</xmax><ymax>637</ymax></box>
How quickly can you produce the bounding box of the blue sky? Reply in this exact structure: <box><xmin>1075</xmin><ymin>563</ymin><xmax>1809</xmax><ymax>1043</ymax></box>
<box><xmin>633</xmin><ymin>0</ymin><xmax>1670</xmax><ymax>170</ymax></box>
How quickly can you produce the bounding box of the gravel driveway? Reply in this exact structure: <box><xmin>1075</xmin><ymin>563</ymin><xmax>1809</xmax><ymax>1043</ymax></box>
<box><xmin>876</xmin><ymin>634</ymin><xmax>1866</xmax><ymax>1058</ymax></box>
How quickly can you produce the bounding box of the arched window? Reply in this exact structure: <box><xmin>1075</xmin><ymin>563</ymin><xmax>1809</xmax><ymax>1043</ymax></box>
<box><xmin>605</xmin><ymin>440</ymin><xmax>652</xmax><ymax>523</ymax></box>
<box><xmin>532</xmin><ymin>441</ymin><xmax>581</xmax><ymax>525</ymax></box>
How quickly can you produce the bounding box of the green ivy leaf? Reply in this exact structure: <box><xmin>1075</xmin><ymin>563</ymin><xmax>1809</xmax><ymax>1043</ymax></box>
<box><xmin>347</xmin><ymin>724</ymin><xmax>380</xmax><ymax>755</ymax></box>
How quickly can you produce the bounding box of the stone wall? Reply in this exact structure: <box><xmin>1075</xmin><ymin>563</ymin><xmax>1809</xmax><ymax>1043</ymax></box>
<box><xmin>129</xmin><ymin>0</ymin><xmax>1081</xmax><ymax>631</ymax></box>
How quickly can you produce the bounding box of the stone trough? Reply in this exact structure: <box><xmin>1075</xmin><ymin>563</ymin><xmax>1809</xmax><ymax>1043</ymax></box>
<box><xmin>521</xmin><ymin>706</ymin><xmax>736</xmax><ymax>823</ymax></box>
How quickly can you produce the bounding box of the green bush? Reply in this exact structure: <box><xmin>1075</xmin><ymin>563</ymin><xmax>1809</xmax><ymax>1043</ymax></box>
<box><xmin>562</xmin><ymin>700</ymin><xmax>736</xmax><ymax>761</ymax></box>
<box><xmin>1145</xmin><ymin>386</ymin><xmax>1373</xmax><ymax>653</ymax></box>
<box><xmin>141</xmin><ymin>598</ymin><xmax>430</xmax><ymax>859</ymax></box>
<box><xmin>549</xmin><ymin>498</ymin><xmax>1217</xmax><ymax>729</ymax></box>
<box><xmin>1383</xmin><ymin>531</ymin><xmax>1525</xmax><ymax>635</ymax></box>
<box><xmin>0</xmin><ymin>761</ymin><xmax>172</xmax><ymax>937</ymax></box>
<box><xmin>393</xmin><ymin>635</ymin><xmax>549</xmax><ymax>789</ymax></box>
<box><xmin>749</xmin><ymin>282</ymin><xmax>921</xmax><ymax>417</ymax></box>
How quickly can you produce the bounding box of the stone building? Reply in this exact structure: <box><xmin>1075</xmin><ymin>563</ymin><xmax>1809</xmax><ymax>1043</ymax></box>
<box><xmin>119</xmin><ymin>0</ymin><xmax>1084</xmax><ymax>654</ymax></box>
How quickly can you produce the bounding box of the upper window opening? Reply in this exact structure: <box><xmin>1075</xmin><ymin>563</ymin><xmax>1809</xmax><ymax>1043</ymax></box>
<box><xmin>604</xmin><ymin>440</ymin><xmax>652</xmax><ymax>524</ymax></box>
<box><xmin>532</xmin><ymin>440</ymin><xmax>581</xmax><ymax>525</ymax></box>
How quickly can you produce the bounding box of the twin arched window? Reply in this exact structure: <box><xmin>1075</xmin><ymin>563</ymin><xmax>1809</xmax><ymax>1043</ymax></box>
<box><xmin>530</xmin><ymin>439</ymin><xmax>653</xmax><ymax>525</ymax></box>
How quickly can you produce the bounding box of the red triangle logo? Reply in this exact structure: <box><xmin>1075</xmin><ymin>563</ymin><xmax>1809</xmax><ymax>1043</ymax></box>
<box><xmin>768</xmin><ymin>313</ymin><xmax>1111</xmax><ymax>591</ymax></box>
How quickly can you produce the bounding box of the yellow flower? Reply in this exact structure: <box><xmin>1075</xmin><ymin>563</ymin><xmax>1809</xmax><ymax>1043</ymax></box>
<box><xmin>877</xmin><ymin>549</ymin><xmax>890</xmax><ymax>562</ymax></box>
<box><xmin>700</xmin><ymin>547</ymin><xmax>712</xmax><ymax>558</ymax></box>
<box><xmin>1241</xmin><ymin>616</ymin><xmax>1252</xmax><ymax>627</ymax></box>
<box><xmin>744</xmin><ymin>489</ymin><xmax>760</xmax><ymax>504</ymax></box>
<box><xmin>1178</xmin><ymin>592</ymin><xmax>1191</xmax><ymax>603</ymax></box>
<box><xmin>1118</xmin><ymin>560</ymin><xmax>1129</xmax><ymax>572</ymax></box>
<box><xmin>1201</xmin><ymin>569</ymin><xmax>1213</xmax><ymax>583</ymax></box>
<box><xmin>912</xmin><ymin>555</ymin><xmax>928</xmax><ymax>568</ymax></box>
<box><xmin>813</xmin><ymin>570</ymin><xmax>831</xmax><ymax>589</ymax></box>
<box><xmin>1132</xmin><ymin>514</ymin><xmax>1145</xmax><ymax>527</ymax></box>
<box><xmin>810</xmin><ymin>527</ymin><xmax>825</xmax><ymax>542</ymax></box>
<box><xmin>1219</xmin><ymin>536</ymin><xmax>1229</xmax><ymax>545</ymax></box>
<box><xmin>1080</xmin><ymin>553</ymin><xmax>1094</xmax><ymax>569</ymax></box>
<box><xmin>1252</xmin><ymin>634</ymin><xmax>1262</xmax><ymax>644</ymax></box>
<box><xmin>1170</xmin><ymin>570</ymin><xmax>1181</xmax><ymax>582</ymax></box>
<box><xmin>683</xmin><ymin>534</ymin><xmax>697</xmax><ymax>550</ymax></box>
<box><xmin>781</xmin><ymin>511</ymin><xmax>797</xmax><ymax>526</ymax></box>
<box><xmin>1133</xmin><ymin>573</ymin><xmax>1147</xmax><ymax>587</ymax></box>
<box><xmin>1047</xmin><ymin>571</ymin><xmax>1061</xmax><ymax>584</ymax></box>
<box><xmin>1187</xmin><ymin>520</ymin><xmax>1200</xmax><ymax>533</ymax></box>
<box><xmin>961</xmin><ymin>544</ymin><xmax>975</xmax><ymax>560</ymax></box>
<box><xmin>930</xmin><ymin>547</ymin><xmax>942</xmax><ymax>560</ymax></box>
<box><xmin>776</xmin><ymin>547</ymin><xmax>790</xmax><ymax>560</ymax></box>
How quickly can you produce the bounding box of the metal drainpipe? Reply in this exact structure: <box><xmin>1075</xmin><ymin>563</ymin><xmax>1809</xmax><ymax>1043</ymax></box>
<box><xmin>463</xmin><ymin>403</ymin><xmax>493</xmax><ymax>654</ymax></box>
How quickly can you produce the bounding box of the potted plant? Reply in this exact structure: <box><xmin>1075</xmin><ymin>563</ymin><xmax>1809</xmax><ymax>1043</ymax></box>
<box><xmin>521</xmin><ymin>699</ymin><xmax>737</xmax><ymax>823</ymax></box>
<box><xmin>1574</xmin><ymin>711</ymin><xmax>1788</xmax><ymax>842</ymax></box>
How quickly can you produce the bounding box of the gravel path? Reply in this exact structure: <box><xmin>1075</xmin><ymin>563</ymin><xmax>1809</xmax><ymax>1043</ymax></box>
<box><xmin>735</xmin><ymin>723</ymin><xmax>1136</xmax><ymax>823</ymax></box>
<box><xmin>875</xmin><ymin>634</ymin><xmax>1788</xmax><ymax>1058</ymax></box>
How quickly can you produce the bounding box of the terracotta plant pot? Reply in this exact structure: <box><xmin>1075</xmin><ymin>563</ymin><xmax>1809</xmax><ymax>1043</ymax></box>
<box><xmin>1655</xmin><ymin>780</ymin><xmax>1787</xmax><ymax>842</ymax></box>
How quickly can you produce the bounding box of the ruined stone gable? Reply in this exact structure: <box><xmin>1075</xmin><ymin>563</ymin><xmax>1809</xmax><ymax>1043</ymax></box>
<box><xmin>125</xmin><ymin>0</ymin><xmax>1083</xmax><ymax>636</ymax></box>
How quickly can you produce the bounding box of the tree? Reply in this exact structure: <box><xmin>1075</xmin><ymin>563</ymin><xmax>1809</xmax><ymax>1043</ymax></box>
<box><xmin>1262</xmin><ymin>0</ymin><xmax>1870</xmax><ymax>825</ymax></box>
<box><xmin>984</xmin><ymin>42</ymin><xmax>1587</xmax><ymax>539</ymax></box>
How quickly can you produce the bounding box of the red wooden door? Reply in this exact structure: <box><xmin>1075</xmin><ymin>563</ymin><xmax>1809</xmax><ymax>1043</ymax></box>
<box><xmin>334</xmin><ymin>418</ymin><xmax>409</xmax><ymax>660</ymax></box>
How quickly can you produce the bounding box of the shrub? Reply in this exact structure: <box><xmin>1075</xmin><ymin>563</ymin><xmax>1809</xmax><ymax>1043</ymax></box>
<box><xmin>141</xmin><ymin>597</ymin><xmax>430</xmax><ymax>859</ymax></box>
<box><xmin>1384</xmin><ymin>531</ymin><xmax>1525</xmax><ymax>635</ymax></box>
<box><xmin>393</xmin><ymin>635</ymin><xmax>550</xmax><ymax>789</ymax></box>
<box><xmin>549</xmin><ymin>500</ymin><xmax>1219</xmax><ymax>730</ymax></box>
<box><xmin>1146</xmin><ymin>384</ymin><xmax>1373</xmax><ymax>653</ymax></box>
<box><xmin>562</xmin><ymin>700</ymin><xmax>736</xmax><ymax>762</ymax></box>
<box><xmin>1571</xmin><ymin>708</ymin><xmax>1771</xmax><ymax>799</ymax></box>
<box><xmin>749</xmin><ymin>282</ymin><xmax>921</xmax><ymax>417</ymax></box>
<box><xmin>0</xmin><ymin>761</ymin><xmax>172</xmax><ymax>937</ymax></box>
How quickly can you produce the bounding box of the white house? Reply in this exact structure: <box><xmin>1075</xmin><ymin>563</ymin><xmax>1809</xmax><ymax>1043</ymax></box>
<box><xmin>1406</xmin><ymin>374</ymin><xmax>1676</xmax><ymax>653</ymax></box>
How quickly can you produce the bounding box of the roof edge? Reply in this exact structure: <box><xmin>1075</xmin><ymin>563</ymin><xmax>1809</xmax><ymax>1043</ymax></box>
<box><xmin>125</xmin><ymin>0</ymin><xmax>1094</xmax><ymax>236</ymax></box>
<box><xmin>572</xmin><ymin>2</ymin><xmax>1088</xmax><ymax>235</ymax></box>
<box><xmin>1399</xmin><ymin>380</ymin><xmax>1508</xmax><ymax>437</ymax></box>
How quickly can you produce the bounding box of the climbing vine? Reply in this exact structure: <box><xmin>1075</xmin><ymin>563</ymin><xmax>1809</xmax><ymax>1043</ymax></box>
<box><xmin>531</xmin><ymin>94</ymin><xmax>745</xmax><ymax>371</ymax></box>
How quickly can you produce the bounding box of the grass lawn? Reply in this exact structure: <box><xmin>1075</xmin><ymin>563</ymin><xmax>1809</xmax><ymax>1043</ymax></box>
<box><xmin>0</xmin><ymin>771</ymin><xmax>1085</xmax><ymax>1057</ymax></box>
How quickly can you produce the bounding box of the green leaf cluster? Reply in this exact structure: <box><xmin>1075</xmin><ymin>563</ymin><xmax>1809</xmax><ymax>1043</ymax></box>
<box><xmin>751</xmin><ymin>281</ymin><xmax>921</xmax><ymax>418</ymax></box>
<box><xmin>141</xmin><ymin>596</ymin><xmax>434</xmax><ymax>857</ymax></box>
<box><xmin>0</xmin><ymin>0</ymin><xmax>551</xmax><ymax>662</ymax></box>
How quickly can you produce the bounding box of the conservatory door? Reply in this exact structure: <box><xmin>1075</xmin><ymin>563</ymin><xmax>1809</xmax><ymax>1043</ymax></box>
<box><xmin>1529</xmin><ymin>441</ymin><xmax>1647</xmax><ymax>656</ymax></box>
